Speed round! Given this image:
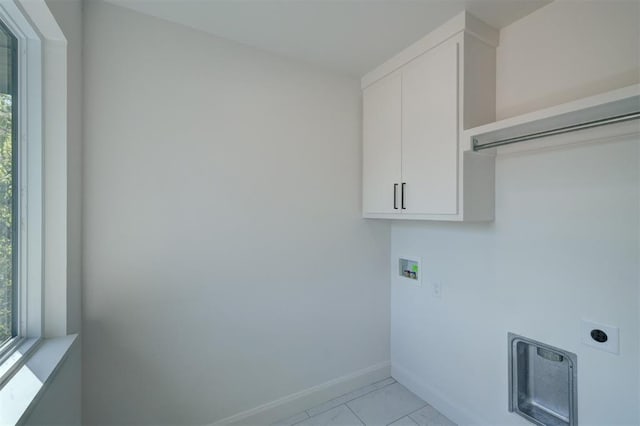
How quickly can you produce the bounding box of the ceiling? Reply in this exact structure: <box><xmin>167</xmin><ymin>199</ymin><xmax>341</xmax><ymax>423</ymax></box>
<box><xmin>106</xmin><ymin>0</ymin><xmax>551</xmax><ymax>77</ymax></box>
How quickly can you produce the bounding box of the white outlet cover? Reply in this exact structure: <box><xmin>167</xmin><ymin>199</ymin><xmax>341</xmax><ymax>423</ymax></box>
<box><xmin>581</xmin><ymin>319</ymin><xmax>619</xmax><ymax>355</ymax></box>
<box><xmin>432</xmin><ymin>281</ymin><xmax>442</xmax><ymax>298</ymax></box>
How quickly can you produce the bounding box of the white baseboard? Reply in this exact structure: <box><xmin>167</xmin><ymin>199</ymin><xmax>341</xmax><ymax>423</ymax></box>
<box><xmin>391</xmin><ymin>363</ymin><xmax>487</xmax><ymax>426</ymax></box>
<box><xmin>211</xmin><ymin>361</ymin><xmax>391</xmax><ymax>426</ymax></box>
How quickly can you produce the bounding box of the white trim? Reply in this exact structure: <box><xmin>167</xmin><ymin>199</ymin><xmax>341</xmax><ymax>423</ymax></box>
<box><xmin>16</xmin><ymin>0</ymin><xmax>68</xmax><ymax>338</ymax></box>
<box><xmin>22</xmin><ymin>21</ymin><xmax>43</xmax><ymax>338</ymax></box>
<box><xmin>15</xmin><ymin>0</ymin><xmax>64</xmax><ymax>42</ymax></box>
<box><xmin>11</xmin><ymin>0</ymin><xmax>67</xmax><ymax>338</ymax></box>
<box><xmin>0</xmin><ymin>0</ymin><xmax>69</xmax><ymax>343</ymax></box>
<box><xmin>0</xmin><ymin>0</ymin><xmax>45</xmax><ymax>341</ymax></box>
<box><xmin>40</xmin><ymin>26</ymin><xmax>67</xmax><ymax>337</ymax></box>
<box><xmin>364</xmin><ymin>212</ymin><xmax>463</xmax><ymax>221</ymax></box>
<box><xmin>0</xmin><ymin>0</ymin><xmax>38</xmax><ymax>39</ymax></box>
<box><xmin>211</xmin><ymin>361</ymin><xmax>391</xmax><ymax>425</ymax></box>
<box><xmin>0</xmin><ymin>334</ymin><xmax>76</xmax><ymax>425</ymax></box>
<box><xmin>391</xmin><ymin>362</ymin><xmax>487</xmax><ymax>426</ymax></box>
<box><xmin>361</xmin><ymin>11</ymin><xmax>499</xmax><ymax>89</ymax></box>
<box><xmin>0</xmin><ymin>336</ymin><xmax>38</xmax><ymax>387</ymax></box>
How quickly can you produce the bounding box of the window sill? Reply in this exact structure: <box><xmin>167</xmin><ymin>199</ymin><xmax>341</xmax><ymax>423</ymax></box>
<box><xmin>0</xmin><ymin>334</ymin><xmax>77</xmax><ymax>425</ymax></box>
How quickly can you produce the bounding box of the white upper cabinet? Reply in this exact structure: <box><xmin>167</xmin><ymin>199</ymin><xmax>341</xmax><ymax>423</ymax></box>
<box><xmin>362</xmin><ymin>11</ymin><xmax>498</xmax><ymax>221</ymax></box>
<box><xmin>362</xmin><ymin>72</ymin><xmax>402</xmax><ymax>214</ymax></box>
<box><xmin>401</xmin><ymin>39</ymin><xmax>458</xmax><ymax>215</ymax></box>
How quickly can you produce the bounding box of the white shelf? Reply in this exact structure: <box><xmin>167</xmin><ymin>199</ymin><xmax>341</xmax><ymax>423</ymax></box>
<box><xmin>462</xmin><ymin>84</ymin><xmax>640</xmax><ymax>153</ymax></box>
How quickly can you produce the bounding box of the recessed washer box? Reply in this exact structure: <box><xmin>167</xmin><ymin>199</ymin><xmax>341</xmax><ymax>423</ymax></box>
<box><xmin>398</xmin><ymin>256</ymin><xmax>421</xmax><ymax>285</ymax></box>
<box><xmin>509</xmin><ymin>333</ymin><xmax>578</xmax><ymax>426</ymax></box>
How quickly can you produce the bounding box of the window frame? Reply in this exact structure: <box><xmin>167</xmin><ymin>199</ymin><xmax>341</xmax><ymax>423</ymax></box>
<box><xmin>8</xmin><ymin>18</ymin><xmax>18</xmax><ymax>345</ymax></box>
<box><xmin>0</xmin><ymin>0</ymin><xmax>45</xmax><ymax>363</ymax></box>
<box><xmin>0</xmin><ymin>16</ymin><xmax>19</xmax><ymax>349</ymax></box>
<box><xmin>0</xmin><ymin>2</ymin><xmax>69</xmax><ymax>411</ymax></box>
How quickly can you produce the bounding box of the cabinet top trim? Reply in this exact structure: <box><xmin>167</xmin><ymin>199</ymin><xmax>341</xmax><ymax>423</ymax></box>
<box><xmin>360</xmin><ymin>10</ymin><xmax>499</xmax><ymax>89</ymax></box>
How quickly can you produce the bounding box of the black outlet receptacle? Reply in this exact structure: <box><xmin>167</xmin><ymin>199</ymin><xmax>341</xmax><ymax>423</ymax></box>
<box><xmin>591</xmin><ymin>329</ymin><xmax>608</xmax><ymax>343</ymax></box>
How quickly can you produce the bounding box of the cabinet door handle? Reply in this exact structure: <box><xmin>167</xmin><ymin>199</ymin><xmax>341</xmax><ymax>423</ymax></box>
<box><xmin>393</xmin><ymin>184</ymin><xmax>399</xmax><ymax>210</ymax></box>
<box><xmin>401</xmin><ymin>183</ymin><xmax>406</xmax><ymax>210</ymax></box>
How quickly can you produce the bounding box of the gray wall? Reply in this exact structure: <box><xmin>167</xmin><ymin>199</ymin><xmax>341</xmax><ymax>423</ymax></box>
<box><xmin>391</xmin><ymin>1</ymin><xmax>640</xmax><ymax>424</ymax></box>
<box><xmin>82</xmin><ymin>1</ymin><xmax>390</xmax><ymax>424</ymax></box>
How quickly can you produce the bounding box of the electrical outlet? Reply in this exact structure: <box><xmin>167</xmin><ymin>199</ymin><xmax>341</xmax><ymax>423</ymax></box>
<box><xmin>432</xmin><ymin>281</ymin><xmax>442</xmax><ymax>298</ymax></box>
<box><xmin>581</xmin><ymin>319</ymin><xmax>619</xmax><ymax>354</ymax></box>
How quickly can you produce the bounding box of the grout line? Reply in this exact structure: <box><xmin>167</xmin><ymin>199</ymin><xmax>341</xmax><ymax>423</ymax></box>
<box><xmin>304</xmin><ymin>377</ymin><xmax>396</xmax><ymax>418</ymax></box>
<box><xmin>290</xmin><ymin>412</ymin><xmax>310</xmax><ymax>426</ymax></box>
<box><xmin>386</xmin><ymin>403</ymin><xmax>429</xmax><ymax>426</ymax></box>
<box><xmin>291</xmin><ymin>378</ymin><xmax>442</xmax><ymax>426</ymax></box>
<box><xmin>340</xmin><ymin>380</ymin><xmax>397</xmax><ymax>406</ymax></box>
<box><xmin>345</xmin><ymin>404</ymin><xmax>366</xmax><ymax>426</ymax></box>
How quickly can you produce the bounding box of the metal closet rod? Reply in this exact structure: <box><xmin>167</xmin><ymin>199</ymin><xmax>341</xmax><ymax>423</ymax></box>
<box><xmin>472</xmin><ymin>111</ymin><xmax>640</xmax><ymax>151</ymax></box>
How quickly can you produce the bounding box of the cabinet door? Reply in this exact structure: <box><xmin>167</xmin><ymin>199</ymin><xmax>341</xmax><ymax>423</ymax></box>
<box><xmin>363</xmin><ymin>72</ymin><xmax>402</xmax><ymax>215</ymax></box>
<box><xmin>401</xmin><ymin>39</ymin><xmax>459</xmax><ymax>215</ymax></box>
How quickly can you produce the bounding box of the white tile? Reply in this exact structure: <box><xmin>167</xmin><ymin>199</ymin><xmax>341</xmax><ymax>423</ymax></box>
<box><xmin>409</xmin><ymin>405</ymin><xmax>456</xmax><ymax>426</ymax></box>
<box><xmin>346</xmin><ymin>383</ymin><xmax>426</xmax><ymax>426</ymax></box>
<box><xmin>271</xmin><ymin>411</ymin><xmax>310</xmax><ymax>426</ymax></box>
<box><xmin>306</xmin><ymin>378</ymin><xmax>396</xmax><ymax>417</ymax></box>
<box><xmin>388</xmin><ymin>416</ymin><xmax>419</xmax><ymax>426</ymax></box>
<box><xmin>295</xmin><ymin>405</ymin><xmax>363</xmax><ymax>426</ymax></box>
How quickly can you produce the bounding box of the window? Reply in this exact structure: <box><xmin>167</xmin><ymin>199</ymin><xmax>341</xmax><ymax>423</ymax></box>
<box><xmin>0</xmin><ymin>20</ymin><xmax>16</xmax><ymax>347</ymax></box>
<box><xmin>0</xmin><ymin>11</ymin><xmax>70</xmax><ymax>419</ymax></box>
<box><xmin>0</xmin><ymin>0</ymin><xmax>67</xmax><ymax>359</ymax></box>
<box><xmin>0</xmin><ymin>5</ymin><xmax>71</xmax><ymax>416</ymax></box>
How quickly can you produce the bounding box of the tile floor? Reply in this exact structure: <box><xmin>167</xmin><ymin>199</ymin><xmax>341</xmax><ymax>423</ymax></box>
<box><xmin>271</xmin><ymin>378</ymin><xmax>456</xmax><ymax>426</ymax></box>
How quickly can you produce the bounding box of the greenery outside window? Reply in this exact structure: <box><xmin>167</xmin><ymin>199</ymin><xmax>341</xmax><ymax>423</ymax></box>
<box><xmin>0</xmin><ymin>19</ymin><xmax>16</xmax><ymax>349</ymax></box>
